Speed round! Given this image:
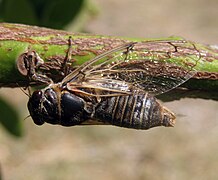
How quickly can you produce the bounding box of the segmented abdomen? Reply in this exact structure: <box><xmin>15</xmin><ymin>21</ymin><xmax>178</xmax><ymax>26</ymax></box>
<box><xmin>94</xmin><ymin>94</ymin><xmax>163</xmax><ymax>130</ymax></box>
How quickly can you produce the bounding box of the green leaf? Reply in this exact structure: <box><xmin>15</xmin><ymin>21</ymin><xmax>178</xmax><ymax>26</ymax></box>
<box><xmin>0</xmin><ymin>96</ymin><xmax>23</xmax><ymax>137</ymax></box>
<box><xmin>39</xmin><ymin>0</ymin><xmax>85</xmax><ymax>29</ymax></box>
<box><xmin>0</xmin><ymin>0</ymin><xmax>38</xmax><ymax>24</ymax></box>
<box><xmin>0</xmin><ymin>0</ymin><xmax>87</xmax><ymax>29</ymax></box>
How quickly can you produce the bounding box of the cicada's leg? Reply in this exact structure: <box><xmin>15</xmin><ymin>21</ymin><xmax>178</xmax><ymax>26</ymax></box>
<box><xmin>16</xmin><ymin>49</ymin><xmax>53</xmax><ymax>85</ymax></box>
<box><xmin>60</xmin><ymin>36</ymin><xmax>73</xmax><ymax>76</ymax></box>
<box><xmin>123</xmin><ymin>42</ymin><xmax>135</xmax><ymax>60</ymax></box>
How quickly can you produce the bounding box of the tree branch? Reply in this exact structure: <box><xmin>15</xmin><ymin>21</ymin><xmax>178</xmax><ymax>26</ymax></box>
<box><xmin>0</xmin><ymin>23</ymin><xmax>217</xmax><ymax>101</ymax></box>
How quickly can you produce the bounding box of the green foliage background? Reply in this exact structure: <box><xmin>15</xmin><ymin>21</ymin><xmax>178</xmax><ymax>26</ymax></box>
<box><xmin>0</xmin><ymin>0</ymin><xmax>86</xmax><ymax>29</ymax></box>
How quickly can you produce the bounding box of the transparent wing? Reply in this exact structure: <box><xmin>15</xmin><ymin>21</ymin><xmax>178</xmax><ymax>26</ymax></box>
<box><xmin>64</xmin><ymin>39</ymin><xmax>201</xmax><ymax>96</ymax></box>
<box><xmin>61</xmin><ymin>42</ymin><xmax>135</xmax><ymax>84</ymax></box>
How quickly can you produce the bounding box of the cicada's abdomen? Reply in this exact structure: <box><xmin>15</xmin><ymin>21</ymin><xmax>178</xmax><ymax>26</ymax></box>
<box><xmin>93</xmin><ymin>94</ymin><xmax>176</xmax><ymax>130</ymax></box>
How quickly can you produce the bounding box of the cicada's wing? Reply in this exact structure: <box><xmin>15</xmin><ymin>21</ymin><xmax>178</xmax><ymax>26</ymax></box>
<box><xmin>64</xmin><ymin>39</ymin><xmax>201</xmax><ymax>96</ymax></box>
<box><xmin>86</xmin><ymin>60</ymin><xmax>195</xmax><ymax>96</ymax></box>
<box><xmin>61</xmin><ymin>42</ymin><xmax>136</xmax><ymax>85</ymax></box>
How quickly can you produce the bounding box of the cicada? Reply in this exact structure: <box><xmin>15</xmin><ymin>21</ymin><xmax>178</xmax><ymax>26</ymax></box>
<box><xmin>19</xmin><ymin>38</ymin><xmax>200</xmax><ymax>130</ymax></box>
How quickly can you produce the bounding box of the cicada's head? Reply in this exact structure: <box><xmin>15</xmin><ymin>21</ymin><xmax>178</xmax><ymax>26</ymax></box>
<box><xmin>27</xmin><ymin>88</ymin><xmax>60</xmax><ymax>125</ymax></box>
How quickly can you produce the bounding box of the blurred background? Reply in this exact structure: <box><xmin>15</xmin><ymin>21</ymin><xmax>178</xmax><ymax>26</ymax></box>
<box><xmin>0</xmin><ymin>0</ymin><xmax>218</xmax><ymax>179</ymax></box>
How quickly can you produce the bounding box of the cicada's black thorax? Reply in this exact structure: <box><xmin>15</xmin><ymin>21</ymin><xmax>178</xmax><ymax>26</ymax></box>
<box><xmin>27</xmin><ymin>88</ymin><xmax>90</xmax><ymax>126</ymax></box>
<box><xmin>60</xmin><ymin>92</ymin><xmax>90</xmax><ymax>126</ymax></box>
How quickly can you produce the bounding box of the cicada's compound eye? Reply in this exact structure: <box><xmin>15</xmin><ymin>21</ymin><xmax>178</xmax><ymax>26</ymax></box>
<box><xmin>28</xmin><ymin>90</ymin><xmax>45</xmax><ymax>125</ymax></box>
<box><xmin>32</xmin><ymin>90</ymin><xmax>43</xmax><ymax>102</ymax></box>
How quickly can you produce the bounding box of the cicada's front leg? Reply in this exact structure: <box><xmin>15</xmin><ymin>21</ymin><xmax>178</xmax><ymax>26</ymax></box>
<box><xmin>16</xmin><ymin>36</ymin><xmax>75</xmax><ymax>85</ymax></box>
<box><xmin>16</xmin><ymin>49</ymin><xmax>53</xmax><ymax>85</ymax></box>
